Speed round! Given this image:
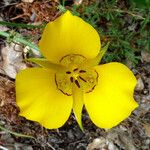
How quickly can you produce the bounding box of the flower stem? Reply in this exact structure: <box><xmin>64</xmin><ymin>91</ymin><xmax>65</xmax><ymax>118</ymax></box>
<box><xmin>0</xmin><ymin>124</ymin><xmax>35</xmax><ymax>139</ymax></box>
<box><xmin>0</xmin><ymin>31</ymin><xmax>39</xmax><ymax>51</ymax></box>
<box><xmin>0</xmin><ymin>21</ymin><xmax>44</xmax><ymax>29</ymax></box>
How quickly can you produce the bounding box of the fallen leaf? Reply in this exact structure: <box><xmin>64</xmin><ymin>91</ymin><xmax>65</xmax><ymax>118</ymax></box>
<box><xmin>1</xmin><ymin>43</ymin><xmax>27</xmax><ymax>79</ymax></box>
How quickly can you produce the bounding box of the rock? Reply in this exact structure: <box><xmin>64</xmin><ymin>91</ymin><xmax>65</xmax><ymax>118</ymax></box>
<box><xmin>135</xmin><ymin>76</ymin><xmax>144</xmax><ymax>91</ymax></box>
<box><xmin>87</xmin><ymin>137</ymin><xmax>118</xmax><ymax>150</ymax></box>
<box><xmin>141</xmin><ymin>51</ymin><xmax>150</xmax><ymax>63</ymax></box>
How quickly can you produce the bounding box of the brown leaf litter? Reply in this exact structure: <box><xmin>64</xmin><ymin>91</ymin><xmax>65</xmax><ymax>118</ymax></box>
<box><xmin>11</xmin><ymin>0</ymin><xmax>59</xmax><ymax>22</ymax></box>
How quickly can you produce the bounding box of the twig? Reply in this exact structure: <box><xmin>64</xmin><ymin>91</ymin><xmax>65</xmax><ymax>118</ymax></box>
<box><xmin>46</xmin><ymin>143</ymin><xmax>56</xmax><ymax>150</ymax></box>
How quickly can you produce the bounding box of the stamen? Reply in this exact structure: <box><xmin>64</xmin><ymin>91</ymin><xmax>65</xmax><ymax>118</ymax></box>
<box><xmin>73</xmin><ymin>68</ymin><xmax>78</xmax><ymax>72</ymax></box>
<box><xmin>79</xmin><ymin>76</ymin><xmax>87</xmax><ymax>82</ymax></box>
<box><xmin>66</xmin><ymin>71</ymin><xmax>71</xmax><ymax>74</ymax></box>
<box><xmin>70</xmin><ymin>77</ymin><xmax>74</xmax><ymax>83</ymax></box>
<box><xmin>79</xmin><ymin>70</ymin><xmax>86</xmax><ymax>73</ymax></box>
<box><xmin>75</xmin><ymin>80</ymin><xmax>80</xmax><ymax>88</ymax></box>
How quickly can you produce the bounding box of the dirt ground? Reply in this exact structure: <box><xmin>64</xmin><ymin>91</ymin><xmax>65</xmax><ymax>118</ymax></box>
<box><xmin>0</xmin><ymin>0</ymin><xmax>150</xmax><ymax>150</ymax></box>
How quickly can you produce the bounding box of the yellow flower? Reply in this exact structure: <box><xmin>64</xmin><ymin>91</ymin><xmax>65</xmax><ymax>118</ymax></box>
<box><xmin>16</xmin><ymin>11</ymin><xmax>138</xmax><ymax>130</ymax></box>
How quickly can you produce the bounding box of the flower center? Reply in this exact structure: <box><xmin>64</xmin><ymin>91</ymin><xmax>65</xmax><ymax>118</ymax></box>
<box><xmin>55</xmin><ymin>54</ymin><xmax>98</xmax><ymax>96</ymax></box>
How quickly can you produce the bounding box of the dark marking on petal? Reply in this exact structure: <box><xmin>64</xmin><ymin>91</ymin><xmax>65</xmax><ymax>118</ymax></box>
<box><xmin>79</xmin><ymin>76</ymin><xmax>87</xmax><ymax>82</ymax></box>
<box><xmin>66</xmin><ymin>71</ymin><xmax>71</xmax><ymax>74</ymax></box>
<box><xmin>95</xmin><ymin>70</ymin><xmax>99</xmax><ymax>81</ymax></box>
<box><xmin>86</xmin><ymin>85</ymin><xmax>96</xmax><ymax>93</ymax></box>
<box><xmin>70</xmin><ymin>77</ymin><xmax>74</xmax><ymax>83</ymax></box>
<box><xmin>55</xmin><ymin>74</ymin><xmax>72</xmax><ymax>96</ymax></box>
<box><xmin>79</xmin><ymin>70</ymin><xmax>86</xmax><ymax>73</ymax></box>
<box><xmin>73</xmin><ymin>68</ymin><xmax>78</xmax><ymax>72</ymax></box>
<box><xmin>75</xmin><ymin>80</ymin><xmax>80</xmax><ymax>88</ymax></box>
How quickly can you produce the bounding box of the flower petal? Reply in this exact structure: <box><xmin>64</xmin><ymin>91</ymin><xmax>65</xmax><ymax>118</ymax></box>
<box><xmin>39</xmin><ymin>11</ymin><xmax>101</xmax><ymax>63</ymax></box>
<box><xmin>16</xmin><ymin>68</ymin><xmax>73</xmax><ymax>129</ymax></box>
<box><xmin>85</xmin><ymin>42</ymin><xmax>110</xmax><ymax>67</ymax></box>
<box><xmin>84</xmin><ymin>62</ymin><xmax>139</xmax><ymax>129</ymax></box>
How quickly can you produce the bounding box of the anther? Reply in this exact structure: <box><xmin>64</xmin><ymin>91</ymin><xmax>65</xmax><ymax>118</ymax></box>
<box><xmin>66</xmin><ymin>71</ymin><xmax>71</xmax><ymax>74</ymax></box>
<box><xmin>79</xmin><ymin>76</ymin><xmax>87</xmax><ymax>82</ymax></box>
<box><xmin>79</xmin><ymin>70</ymin><xmax>86</xmax><ymax>73</ymax></box>
<box><xmin>75</xmin><ymin>80</ymin><xmax>80</xmax><ymax>88</ymax></box>
<box><xmin>73</xmin><ymin>68</ymin><xmax>78</xmax><ymax>72</ymax></box>
<box><xmin>70</xmin><ymin>77</ymin><xmax>74</xmax><ymax>83</ymax></box>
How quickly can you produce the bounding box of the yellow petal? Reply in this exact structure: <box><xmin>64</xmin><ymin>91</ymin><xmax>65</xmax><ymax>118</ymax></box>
<box><xmin>72</xmin><ymin>85</ymin><xmax>84</xmax><ymax>130</ymax></box>
<box><xmin>39</xmin><ymin>11</ymin><xmax>100</xmax><ymax>63</ymax></box>
<box><xmin>16</xmin><ymin>68</ymin><xmax>73</xmax><ymax>129</ymax></box>
<box><xmin>85</xmin><ymin>42</ymin><xmax>110</xmax><ymax>67</ymax></box>
<box><xmin>84</xmin><ymin>62</ymin><xmax>139</xmax><ymax>129</ymax></box>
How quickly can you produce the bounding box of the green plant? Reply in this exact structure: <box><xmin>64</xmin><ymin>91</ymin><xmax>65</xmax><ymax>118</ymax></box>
<box><xmin>71</xmin><ymin>0</ymin><xmax>150</xmax><ymax>65</ymax></box>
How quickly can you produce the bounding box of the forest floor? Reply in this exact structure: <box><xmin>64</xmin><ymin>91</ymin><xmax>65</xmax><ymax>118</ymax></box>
<box><xmin>0</xmin><ymin>0</ymin><xmax>150</xmax><ymax>150</ymax></box>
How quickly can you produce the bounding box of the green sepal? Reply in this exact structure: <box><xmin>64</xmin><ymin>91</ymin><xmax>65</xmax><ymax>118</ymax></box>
<box><xmin>26</xmin><ymin>58</ymin><xmax>67</xmax><ymax>72</ymax></box>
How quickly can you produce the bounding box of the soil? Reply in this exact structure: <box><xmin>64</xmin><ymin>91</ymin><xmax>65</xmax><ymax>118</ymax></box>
<box><xmin>0</xmin><ymin>0</ymin><xmax>150</xmax><ymax>150</ymax></box>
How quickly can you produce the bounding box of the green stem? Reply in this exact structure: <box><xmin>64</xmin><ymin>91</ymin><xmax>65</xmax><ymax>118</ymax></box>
<box><xmin>0</xmin><ymin>21</ymin><xmax>45</xmax><ymax>29</ymax></box>
<box><xmin>0</xmin><ymin>124</ymin><xmax>35</xmax><ymax>139</ymax></box>
<box><xmin>62</xmin><ymin>0</ymin><xmax>65</xmax><ymax>7</ymax></box>
<box><xmin>0</xmin><ymin>31</ymin><xmax>39</xmax><ymax>51</ymax></box>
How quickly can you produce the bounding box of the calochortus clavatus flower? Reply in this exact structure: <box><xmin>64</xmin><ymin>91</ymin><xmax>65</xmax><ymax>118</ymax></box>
<box><xmin>16</xmin><ymin>11</ymin><xmax>139</xmax><ymax>130</ymax></box>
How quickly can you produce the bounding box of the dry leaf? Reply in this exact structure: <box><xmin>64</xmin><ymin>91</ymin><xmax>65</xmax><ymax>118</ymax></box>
<box><xmin>1</xmin><ymin>43</ymin><xmax>27</xmax><ymax>79</ymax></box>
